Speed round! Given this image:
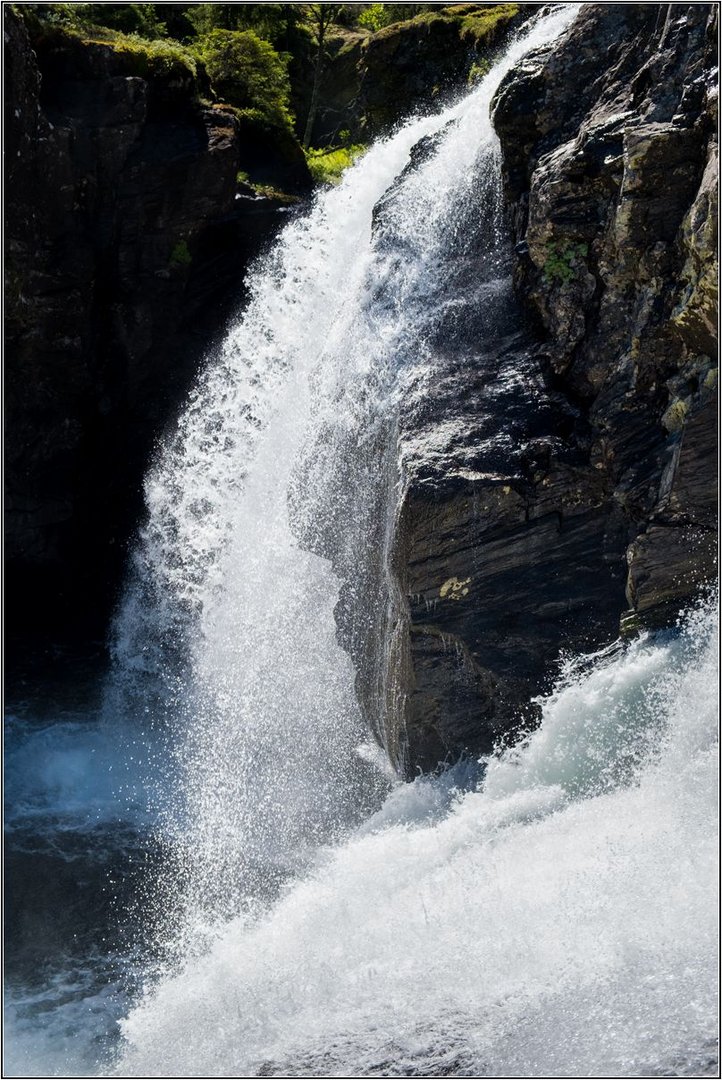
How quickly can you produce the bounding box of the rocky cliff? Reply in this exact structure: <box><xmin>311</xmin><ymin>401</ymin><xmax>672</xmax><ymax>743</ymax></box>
<box><xmin>298</xmin><ymin>3</ymin><xmax>531</xmax><ymax>147</ymax></box>
<box><xmin>385</xmin><ymin>3</ymin><xmax>718</xmax><ymax>774</ymax></box>
<box><xmin>5</xmin><ymin>8</ymin><xmax>306</xmax><ymax>646</ymax></box>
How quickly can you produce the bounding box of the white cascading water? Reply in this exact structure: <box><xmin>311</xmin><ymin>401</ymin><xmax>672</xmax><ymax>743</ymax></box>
<box><xmin>118</xmin><ymin>597</ymin><xmax>718</xmax><ymax>1078</ymax></box>
<box><xmin>105</xmin><ymin>5</ymin><xmax>718</xmax><ymax>1077</ymax></box>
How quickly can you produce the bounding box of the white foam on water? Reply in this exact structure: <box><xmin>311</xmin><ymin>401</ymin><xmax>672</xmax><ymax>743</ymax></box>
<box><xmin>116</xmin><ymin>598</ymin><xmax>718</xmax><ymax>1077</ymax></box>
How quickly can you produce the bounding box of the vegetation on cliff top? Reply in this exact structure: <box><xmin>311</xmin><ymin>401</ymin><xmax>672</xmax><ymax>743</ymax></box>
<box><xmin>15</xmin><ymin>3</ymin><xmax>522</xmax><ymax>186</ymax></box>
<box><xmin>306</xmin><ymin>142</ymin><xmax>367</xmax><ymax>184</ymax></box>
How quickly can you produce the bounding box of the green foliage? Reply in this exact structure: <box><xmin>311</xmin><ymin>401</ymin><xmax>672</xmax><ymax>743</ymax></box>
<box><xmin>305</xmin><ymin>143</ymin><xmax>365</xmax><ymax>185</ymax></box>
<box><xmin>81</xmin><ymin>4</ymin><xmax>167</xmax><ymax>36</ymax></box>
<box><xmin>169</xmin><ymin>240</ymin><xmax>192</xmax><ymax>269</ymax></box>
<box><xmin>355</xmin><ymin>4</ymin><xmax>429</xmax><ymax>32</ymax></box>
<box><xmin>542</xmin><ymin>242</ymin><xmax>589</xmax><ymax>285</ymax></box>
<box><xmin>354</xmin><ymin>4</ymin><xmax>427</xmax><ymax>29</ymax></box>
<box><xmin>83</xmin><ymin>30</ymin><xmax>197</xmax><ymax>78</ymax></box>
<box><xmin>18</xmin><ymin>3</ymin><xmax>167</xmax><ymax>37</ymax></box>
<box><xmin>467</xmin><ymin>58</ymin><xmax>491</xmax><ymax>84</ymax></box>
<box><xmin>19</xmin><ymin>4</ymin><xmax>197</xmax><ymax>77</ymax></box>
<box><xmin>185</xmin><ymin>4</ymin><xmax>303</xmax><ymax>46</ymax></box>
<box><xmin>357</xmin><ymin>4</ymin><xmax>387</xmax><ymax>31</ymax></box>
<box><xmin>194</xmin><ymin>29</ymin><xmax>294</xmax><ymax>131</ymax></box>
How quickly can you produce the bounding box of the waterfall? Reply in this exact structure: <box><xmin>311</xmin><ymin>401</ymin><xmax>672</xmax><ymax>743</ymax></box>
<box><xmin>109</xmin><ymin>3</ymin><xmax>582</xmax><ymax>953</ymax></box>
<box><xmin>106</xmin><ymin>4</ymin><xmax>718</xmax><ymax>1077</ymax></box>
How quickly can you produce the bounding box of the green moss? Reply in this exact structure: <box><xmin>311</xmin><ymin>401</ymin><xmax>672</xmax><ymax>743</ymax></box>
<box><xmin>169</xmin><ymin>240</ymin><xmax>192</xmax><ymax>269</ymax></box>
<box><xmin>661</xmin><ymin>398</ymin><xmax>690</xmax><ymax>433</ymax></box>
<box><xmin>102</xmin><ymin>33</ymin><xmax>197</xmax><ymax>77</ymax></box>
<box><xmin>250</xmin><ymin>185</ymin><xmax>300</xmax><ymax>204</ymax></box>
<box><xmin>305</xmin><ymin>144</ymin><xmax>366</xmax><ymax>186</ymax></box>
<box><xmin>542</xmin><ymin>241</ymin><xmax>589</xmax><ymax>285</ymax></box>
<box><xmin>51</xmin><ymin>23</ymin><xmax>198</xmax><ymax>78</ymax></box>
<box><xmin>459</xmin><ymin>4</ymin><xmax>519</xmax><ymax>43</ymax></box>
<box><xmin>467</xmin><ymin>58</ymin><xmax>491</xmax><ymax>84</ymax></box>
<box><xmin>370</xmin><ymin>3</ymin><xmax>518</xmax><ymax>42</ymax></box>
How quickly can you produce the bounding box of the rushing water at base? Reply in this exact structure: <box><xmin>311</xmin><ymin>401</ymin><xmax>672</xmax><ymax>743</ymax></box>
<box><xmin>4</xmin><ymin>4</ymin><xmax>718</xmax><ymax>1076</ymax></box>
<box><xmin>118</xmin><ymin>598</ymin><xmax>719</xmax><ymax>1078</ymax></box>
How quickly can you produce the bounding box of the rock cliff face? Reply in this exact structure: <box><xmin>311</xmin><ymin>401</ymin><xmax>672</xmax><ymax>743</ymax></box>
<box><xmin>5</xmin><ymin>8</ymin><xmax>303</xmax><ymax>645</ymax></box>
<box><xmin>384</xmin><ymin>3</ymin><xmax>718</xmax><ymax>774</ymax></box>
<box><xmin>298</xmin><ymin>4</ymin><xmax>531</xmax><ymax>147</ymax></box>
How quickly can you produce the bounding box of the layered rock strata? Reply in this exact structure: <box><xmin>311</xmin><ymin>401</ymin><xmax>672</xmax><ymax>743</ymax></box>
<box><xmin>385</xmin><ymin>3</ymin><xmax>717</xmax><ymax>773</ymax></box>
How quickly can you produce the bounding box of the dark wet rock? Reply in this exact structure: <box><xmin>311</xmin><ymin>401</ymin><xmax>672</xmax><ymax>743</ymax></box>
<box><xmin>359</xmin><ymin>3</ymin><xmax>527</xmax><ymax>138</ymax></box>
<box><xmin>376</xmin><ymin>3</ymin><xmax>717</xmax><ymax>774</ymax></box>
<box><xmin>297</xmin><ymin>4</ymin><xmax>533</xmax><ymax>148</ymax></box>
<box><xmin>4</xmin><ymin>8</ymin><xmax>304</xmax><ymax>645</ymax></box>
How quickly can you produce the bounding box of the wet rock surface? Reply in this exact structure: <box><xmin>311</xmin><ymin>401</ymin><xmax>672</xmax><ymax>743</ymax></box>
<box><xmin>386</xmin><ymin>4</ymin><xmax>718</xmax><ymax>773</ymax></box>
<box><xmin>299</xmin><ymin>4</ymin><xmax>533</xmax><ymax>147</ymax></box>
<box><xmin>4</xmin><ymin>8</ymin><xmax>302</xmax><ymax>645</ymax></box>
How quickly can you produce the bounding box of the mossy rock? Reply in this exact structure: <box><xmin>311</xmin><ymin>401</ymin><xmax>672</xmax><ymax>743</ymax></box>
<box><xmin>360</xmin><ymin>3</ymin><xmax>522</xmax><ymax>137</ymax></box>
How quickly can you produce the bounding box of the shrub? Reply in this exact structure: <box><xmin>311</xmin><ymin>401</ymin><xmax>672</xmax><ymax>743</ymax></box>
<box><xmin>357</xmin><ymin>4</ymin><xmax>389</xmax><ymax>32</ymax></box>
<box><xmin>194</xmin><ymin>29</ymin><xmax>294</xmax><ymax>132</ymax></box>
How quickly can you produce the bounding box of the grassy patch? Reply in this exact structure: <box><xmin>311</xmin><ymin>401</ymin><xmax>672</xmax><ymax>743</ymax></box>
<box><xmin>459</xmin><ymin>4</ymin><xmax>519</xmax><ymax>44</ymax></box>
<box><xmin>305</xmin><ymin>144</ymin><xmax>366</xmax><ymax>185</ymax></box>
<box><xmin>92</xmin><ymin>31</ymin><xmax>197</xmax><ymax>78</ymax></box>
<box><xmin>251</xmin><ymin>185</ymin><xmax>301</xmax><ymax>204</ymax></box>
<box><xmin>39</xmin><ymin>21</ymin><xmax>198</xmax><ymax>79</ymax></box>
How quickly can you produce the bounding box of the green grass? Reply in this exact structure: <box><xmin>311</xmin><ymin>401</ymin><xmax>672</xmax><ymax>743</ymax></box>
<box><xmin>305</xmin><ymin>144</ymin><xmax>366</xmax><ymax>186</ymax></box>
<box><xmin>459</xmin><ymin>4</ymin><xmax>519</xmax><ymax>44</ymax></box>
<box><xmin>371</xmin><ymin>3</ymin><xmax>519</xmax><ymax>42</ymax></box>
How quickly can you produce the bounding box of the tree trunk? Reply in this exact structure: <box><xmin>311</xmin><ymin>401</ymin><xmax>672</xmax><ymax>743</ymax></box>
<box><xmin>303</xmin><ymin>38</ymin><xmax>325</xmax><ymax>149</ymax></box>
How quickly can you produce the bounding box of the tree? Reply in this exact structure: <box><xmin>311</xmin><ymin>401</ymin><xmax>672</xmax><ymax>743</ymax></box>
<box><xmin>195</xmin><ymin>30</ymin><xmax>294</xmax><ymax>132</ymax></box>
<box><xmin>301</xmin><ymin>4</ymin><xmax>344</xmax><ymax>149</ymax></box>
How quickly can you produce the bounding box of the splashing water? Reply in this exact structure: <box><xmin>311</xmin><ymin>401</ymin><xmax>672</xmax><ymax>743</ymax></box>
<box><xmin>9</xmin><ymin>2</ymin><xmax>718</xmax><ymax>1076</ymax></box>
<box><xmin>109</xmin><ymin>2</ymin><xmax>718</xmax><ymax>1073</ymax></box>
<box><xmin>108</xmin><ymin>2</ymin><xmax>584</xmax><ymax>959</ymax></box>
<box><xmin>117</xmin><ymin>596</ymin><xmax>718</xmax><ymax>1077</ymax></box>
